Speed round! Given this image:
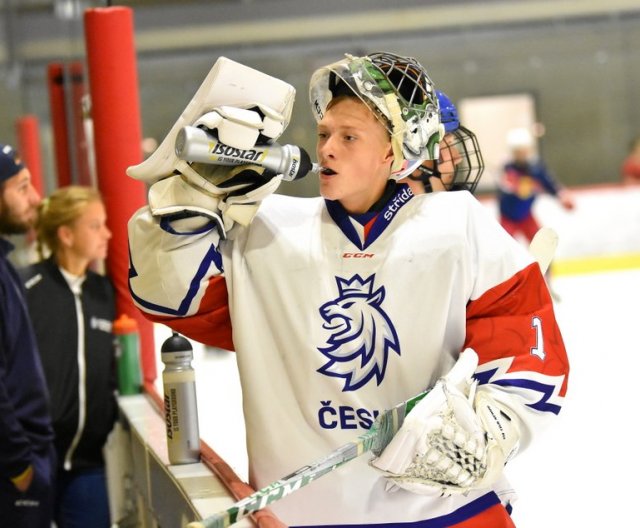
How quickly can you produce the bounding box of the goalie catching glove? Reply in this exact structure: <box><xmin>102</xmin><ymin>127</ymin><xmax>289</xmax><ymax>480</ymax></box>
<box><xmin>370</xmin><ymin>349</ymin><xmax>521</xmax><ymax>495</ymax></box>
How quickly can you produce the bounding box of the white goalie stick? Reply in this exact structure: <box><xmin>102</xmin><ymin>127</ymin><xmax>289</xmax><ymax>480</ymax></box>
<box><xmin>187</xmin><ymin>227</ymin><xmax>559</xmax><ymax>528</ymax></box>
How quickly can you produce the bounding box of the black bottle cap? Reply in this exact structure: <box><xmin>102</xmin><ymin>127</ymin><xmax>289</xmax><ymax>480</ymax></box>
<box><xmin>161</xmin><ymin>332</ymin><xmax>193</xmax><ymax>354</ymax></box>
<box><xmin>294</xmin><ymin>147</ymin><xmax>313</xmax><ymax>181</ymax></box>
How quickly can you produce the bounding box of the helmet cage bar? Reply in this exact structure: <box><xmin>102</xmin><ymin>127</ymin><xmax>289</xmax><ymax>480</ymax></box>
<box><xmin>410</xmin><ymin>126</ymin><xmax>485</xmax><ymax>194</ymax></box>
<box><xmin>449</xmin><ymin>125</ymin><xmax>484</xmax><ymax>193</ymax></box>
<box><xmin>365</xmin><ymin>52</ymin><xmax>434</xmax><ymax>122</ymax></box>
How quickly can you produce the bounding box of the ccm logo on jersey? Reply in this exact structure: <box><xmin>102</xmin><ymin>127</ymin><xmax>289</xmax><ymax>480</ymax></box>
<box><xmin>343</xmin><ymin>253</ymin><xmax>374</xmax><ymax>259</ymax></box>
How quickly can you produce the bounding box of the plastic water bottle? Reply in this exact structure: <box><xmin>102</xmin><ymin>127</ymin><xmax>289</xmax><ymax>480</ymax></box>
<box><xmin>175</xmin><ymin>125</ymin><xmax>316</xmax><ymax>181</ymax></box>
<box><xmin>161</xmin><ymin>332</ymin><xmax>200</xmax><ymax>464</ymax></box>
<box><xmin>113</xmin><ymin>314</ymin><xmax>142</xmax><ymax>396</ymax></box>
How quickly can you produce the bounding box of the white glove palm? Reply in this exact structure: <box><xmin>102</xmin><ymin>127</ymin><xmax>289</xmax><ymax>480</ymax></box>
<box><xmin>371</xmin><ymin>349</ymin><xmax>520</xmax><ymax>495</ymax></box>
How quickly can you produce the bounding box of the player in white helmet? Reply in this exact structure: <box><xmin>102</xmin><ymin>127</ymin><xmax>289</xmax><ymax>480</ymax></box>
<box><xmin>128</xmin><ymin>53</ymin><xmax>569</xmax><ymax>527</ymax></box>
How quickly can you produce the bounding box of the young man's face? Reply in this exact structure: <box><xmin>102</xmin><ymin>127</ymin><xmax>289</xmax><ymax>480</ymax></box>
<box><xmin>316</xmin><ymin>96</ymin><xmax>393</xmax><ymax>214</ymax></box>
<box><xmin>0</xmin><ymin>168</ymin><xmax>41</xmax><ymax>235</ymax></box>
<box><xmin>512</xmin><ymin>146</ymin><xmax>532</xmax><ymax>163</ymax></box>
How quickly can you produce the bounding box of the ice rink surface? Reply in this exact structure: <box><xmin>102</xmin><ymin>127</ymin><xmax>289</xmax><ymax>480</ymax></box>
<box><xmin>154</xmin><ymin>265</ymin><xmax>640</xmax><ymax>526</ymax></box>
<box><xmin>508</xmin><ymin>268</ymin><xmax>640</xmax><ymax>527</ymax></box>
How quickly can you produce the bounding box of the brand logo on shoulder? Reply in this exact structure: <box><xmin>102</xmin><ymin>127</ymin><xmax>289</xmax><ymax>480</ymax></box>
<box><xmin>383</xmin><ymin>186</ymin><xmax>413</xmax><ymax>221</ymax></box>
<box><xmin>317</xmin><ymin>274</ymin><xmax>400</xmax><ymax>391</ymax></box>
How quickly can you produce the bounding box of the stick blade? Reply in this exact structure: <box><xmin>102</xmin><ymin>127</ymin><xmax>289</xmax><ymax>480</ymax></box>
<box><xmin>529</xmin><ymin>227</ymin><xmax>558</xmax><ymax>275</ymax></box>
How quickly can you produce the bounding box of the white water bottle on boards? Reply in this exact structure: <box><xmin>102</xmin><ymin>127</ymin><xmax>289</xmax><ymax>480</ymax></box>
<box><xmin>161</xmin><ymin>332</ymin><xmax>201</xmax><ymax>464</ymax></box>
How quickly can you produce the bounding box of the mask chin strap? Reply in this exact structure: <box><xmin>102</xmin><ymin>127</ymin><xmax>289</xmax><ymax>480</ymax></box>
<box><xmin>408</xmin><ymin>163</ymin><xmax>442</xmax><ymax>193</ymax></box>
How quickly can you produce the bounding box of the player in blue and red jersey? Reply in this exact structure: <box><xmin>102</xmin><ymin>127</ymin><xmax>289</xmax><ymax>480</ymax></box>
<box><xmin>498</xmin><ymin>128</ymin><xmax>574</xmax><ymax>243</ymax></box>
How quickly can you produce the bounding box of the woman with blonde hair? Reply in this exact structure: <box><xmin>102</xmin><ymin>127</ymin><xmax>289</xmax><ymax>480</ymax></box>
<box><xmin>20</xmin><ymin>185</ymin><xmax>116</xmax><ymax>528</ymax></box>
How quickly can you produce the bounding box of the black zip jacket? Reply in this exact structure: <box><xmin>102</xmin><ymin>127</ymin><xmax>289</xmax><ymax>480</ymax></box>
<box><xmin>20</xmin><ymin>258</ymin><xmax>117</xmax><ymax>472</ymax></box>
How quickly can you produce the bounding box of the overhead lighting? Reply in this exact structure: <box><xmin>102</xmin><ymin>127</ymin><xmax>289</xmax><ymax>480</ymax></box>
<box><xmin>54</xmin><ymin>0</ymin><xmax>86</xmax><ymax>21</ymax></box>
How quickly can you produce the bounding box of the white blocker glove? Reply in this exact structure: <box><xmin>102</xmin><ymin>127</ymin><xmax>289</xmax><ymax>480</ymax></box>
<box><xmin>148</xmin><ymin>161</ymin><xmax>282</xmax><ymax>237</ymax></box>
<box><xmin>370</xmin><ymin>349</ymin><xmax>521</xmax><ymax>496</ymax></box>
<box><xmin>193</xmin><ymin>103</ymin><xmax>288</xmax><ymax>150</ymax></box>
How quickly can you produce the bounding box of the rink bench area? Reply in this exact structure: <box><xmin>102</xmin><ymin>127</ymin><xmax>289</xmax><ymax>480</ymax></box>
<box><xmin>106</xmin><ymin>391</ymin><xmax>253</xmax><ymax>528</ymax></box>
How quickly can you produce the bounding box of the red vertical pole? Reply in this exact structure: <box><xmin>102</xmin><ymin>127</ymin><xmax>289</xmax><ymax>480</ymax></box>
<box><xmin>15</xmin><ymin>115</ymin><xmax>45</xmax><ymax>197</ymax></box>
<box><xmin>47</xmin><ymin>63</ymin><xmax>72</xmax><ymax>188</ymax></box>
<box><xmin>84</xmin><ymin>6</ymin><xmax>156</xmax><ymax>382</ymax></box>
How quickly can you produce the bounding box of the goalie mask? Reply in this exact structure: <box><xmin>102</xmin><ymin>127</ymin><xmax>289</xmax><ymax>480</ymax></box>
<box><xmin>309</xmin><ymin>52</ymin><xmax>442</xmax><ymax>178</ymax></box>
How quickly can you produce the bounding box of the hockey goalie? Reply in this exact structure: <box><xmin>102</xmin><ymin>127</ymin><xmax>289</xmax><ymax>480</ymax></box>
<box><xmin>127</xmin><ymin>53</ymin><xmax>569</xmax><ymax>527</ymax></box>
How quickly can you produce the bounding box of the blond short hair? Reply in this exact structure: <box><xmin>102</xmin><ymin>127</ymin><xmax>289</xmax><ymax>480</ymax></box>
<box><xmin>36</xmin><ymin>185</ymin><xmax>103</xmax><ymax>258</ymax></box>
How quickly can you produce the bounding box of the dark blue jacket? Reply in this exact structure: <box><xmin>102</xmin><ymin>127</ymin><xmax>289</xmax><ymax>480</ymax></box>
<box><xmin>0</xmin><ymin>238</ymin><xmax>54</xmax><ymax>481</ymax></box>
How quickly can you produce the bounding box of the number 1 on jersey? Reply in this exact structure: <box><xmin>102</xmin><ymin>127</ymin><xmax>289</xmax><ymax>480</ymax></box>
<box><xmin>530</xmin><ymin>316</ymin><xmax>545</xmax><ymax>360</ymax></box>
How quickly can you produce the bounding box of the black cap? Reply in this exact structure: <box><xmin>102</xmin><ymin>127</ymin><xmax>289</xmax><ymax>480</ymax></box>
<box><xmin>161</xmin><ymin>332</ymin><xmax>193</xmax><ymax>353</ymax></box>
<box><xmin>0</xmin><ymin>144</ymin><xmax>25</xmax><ymax>183</ymax></box>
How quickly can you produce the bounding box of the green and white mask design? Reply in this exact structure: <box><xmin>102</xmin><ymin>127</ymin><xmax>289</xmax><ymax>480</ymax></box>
<box><xmin>309</xmin><ymin>52</ymin><xmax>443</xmax><ymax>178</ymax></box>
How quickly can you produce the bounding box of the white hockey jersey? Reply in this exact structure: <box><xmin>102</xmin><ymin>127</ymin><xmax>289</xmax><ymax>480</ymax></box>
<box><xmin>128</xmin><ymin>184</ymin><xmax>569</xmax><ymax>526</ymax></box>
